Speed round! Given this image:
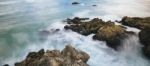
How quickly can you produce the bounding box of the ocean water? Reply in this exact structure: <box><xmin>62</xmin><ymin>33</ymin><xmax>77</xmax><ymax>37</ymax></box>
<box><xmin>0</xmin><ymin>0</ymin><xmax>150</xmax><ymax>66</ymax></box>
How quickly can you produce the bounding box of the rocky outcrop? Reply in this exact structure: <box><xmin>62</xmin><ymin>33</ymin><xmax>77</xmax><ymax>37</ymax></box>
<box><xmin>120</xmin><ymin>16</ymin><xmax>150</xmax><ymax>58</ymax></box>
<box><xmin>121</xmin><ymin>16</ymin><xmax>150</xmax><ymax>29</ymax></box>
<box><xmin>14</xmin><ymin>45</ymin><xmax>90</xmax><ymax>66</ymax></box>
<box><xmin>64</xmin><ymin>17</ymin><xmax>133</xmax><ymax>50</ymax></box>
<box><xmin>139</xmin><ymin>27</ymin><xmax>150</xmax><ymax>58</ymax></box>
<box><xmin>93</xmin><ymin>25</ymin><xmax>127</xmax><ymax>49</ymax></box>
<box><xmin>65</xmin><ymin>18</ymin><xmax>104</xmax><ymax>35</ymax></box>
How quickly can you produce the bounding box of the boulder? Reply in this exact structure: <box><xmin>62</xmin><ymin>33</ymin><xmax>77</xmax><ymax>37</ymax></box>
<box><xmin>14</xmin><ymin>45</ymin><xmax>90</xmax><ymax>66</ymax></box>
<box><xmin>64</xmin><ymin>17</ymin><xmax>132</xmax><ymax>50</ymax></box>
<box><xmin>93</xmin><ymin>25</ymin><xmax>127</xmax><ymax>49</ymax></box>
<box><xmin>139</xmin><ymin>27</ymin><xmax>150</xmax><ymax>58</ymax></box>
<box><xmin>139</xmin><ymin>27</ymin><xmax>150</xmax><ymax>46</ymax></box>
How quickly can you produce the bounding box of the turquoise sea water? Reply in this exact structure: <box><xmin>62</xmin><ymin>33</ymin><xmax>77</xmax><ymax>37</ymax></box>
<box><xmin>0</xmin><ymin>0</ymin><xmax>150</xmax><ymax>66</ymax></box>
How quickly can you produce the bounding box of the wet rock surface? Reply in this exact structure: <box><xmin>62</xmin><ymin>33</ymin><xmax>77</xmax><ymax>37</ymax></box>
<box><xmin>120</xmin><ymin>16</ymin><xmax>150</xmax><ymax>58</ymax></box>
<box><xmin>139</xmin><ymin>27</ymin><xmax>150</xmax><ymax>58</ymax></box>
<box><xmin>72</xmin><ymin>2</ymin><xmax>80</xmax><ymax>5</ymax></box>
<box><xmin>121</xmin><ymin>16</ymin><xmax>150</xmax><ymax>29</ymax></box>
<box><xmin>14</xmin><ymin>45</ymin><xmax>90</xmax><ymax>66</ymax></box>
<box><xmin>92</xmin><ymin>5</ymin><xmax>97</xmax><ymax>7</ymax></box>
<box><xmin>64</xmin><ymin>17</ymin><xmax>133</xmax><ymax>49</ymax></box>
<box><xmin>93</xmin><ymin>24</ymin><xmax>127</xmax><ymax>49</ymax></box>
<box><xmin>3</xmin><ymin>64</ymin><xmax>9</xmax><ymax>66</ymax></box>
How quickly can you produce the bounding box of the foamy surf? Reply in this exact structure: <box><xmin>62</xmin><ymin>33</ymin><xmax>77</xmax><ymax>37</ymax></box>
<box><xmin>0</xmin><ymin>0</ymin><xmax>150</xmax><ymax>66</ymax></box>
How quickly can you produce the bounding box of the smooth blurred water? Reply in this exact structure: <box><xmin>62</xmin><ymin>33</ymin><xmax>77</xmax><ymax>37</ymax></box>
<box><xmin>0</xmin><ymin>0</ymin><xmax>150</xmax><ymax>66</ymax></box>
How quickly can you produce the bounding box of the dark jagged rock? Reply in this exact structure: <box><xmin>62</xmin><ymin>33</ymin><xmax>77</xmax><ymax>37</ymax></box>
<box><xmin>66</xmin><ymin>17</ymin><xmax>82</xmax><ymax>24</ymax></box>
<box><xmin>139</xmin><ymin>27</ymin><xmax>150</xmax><ymax>58</ymax></box>
<box><xmin>92</xmin><ymin>5</ymin><xmax>97</xmax><ymax>6</ymax></box>
<box><xmin>64</xmin><ymin>17</ymin><xmax>132</xmax><ymax>50</ymax></box>
<box><xmin>72</xmin><ymin>2</ymin><xmax>80</xmax><ymax>5</ymax></box>
<box><xmin>3</xmin><ymin>64</ymin><xmax>9</xmax><ymax>66</ymax></box>
<box><xmin>27</xmin><ymin>49</ymin><xmax>44</xmax><ymax>59</ymax></box>
<box><xmin>65</xmin><ymin>17</ymin><xmax>89</xmax><ymax>24</ymax></box>
<box><xmin>14</xmin><ymin>45</ymin><xmax>90</xmax><ymax>66</ymax></box>
<box><xmin>139</xmin><ymin>27</ymin><xmax>150</xmax><ymax>46</ymax></box>
<box><xmin>121</xmin><ymin>16</ymin><xmax>150</xmax><ymax>29</ymax></box>
<box><xmin>64</xmin><ymin>18</ymin><xmax>106</xmax><ymax>35</ymax></box>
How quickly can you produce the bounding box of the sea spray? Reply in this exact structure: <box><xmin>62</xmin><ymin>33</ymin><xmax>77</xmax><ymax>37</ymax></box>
<box><xmin>41</xmin><ymin>22</ymin><xmax>150</xmax><ymax>66</ymax></box>
<box><xmin>2</xmin><ymin>21</ymin><xmax>150</xmax><ymax>66</ymax></box>
<box><xmin>1</xmin><ymin>0</ymin><xmax>150</xmax><ymax>66</ymax></box>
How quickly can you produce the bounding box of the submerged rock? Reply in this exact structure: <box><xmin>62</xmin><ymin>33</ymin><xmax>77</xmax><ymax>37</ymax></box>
<box><xmin>64</xmin><ymin>17</ymin><xmax>132</xmax><ymax>50</ymax></box>
<box><xmin>72</xmin><ymin>2</ymin><xmax>80</xmax><ymax>5</ymax></box>
<box><xmin>14</xmin><ymin>45</ymin><xmax>90</xmax><ymax>66</ymax></box>
<box><xmin>3</xmin><ymin>64</ymin><xmax>9</xmax><ymax>66</ymax></box>
<box><xmin>92</xmin><ymin>5</ymin><xmax>97</xmax><ymax>7</ymax></box>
